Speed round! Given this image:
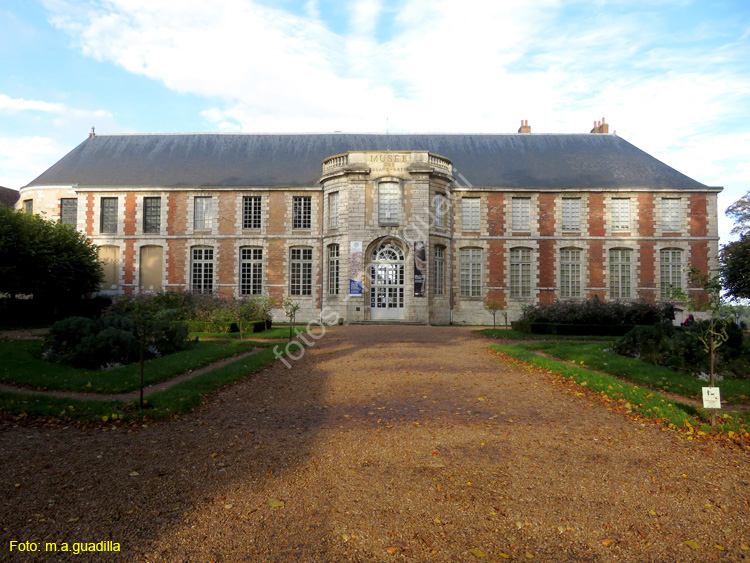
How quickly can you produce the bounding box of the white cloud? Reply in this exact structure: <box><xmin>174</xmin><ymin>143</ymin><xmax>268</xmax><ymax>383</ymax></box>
<box><xmin>0</xmin><ymin>136</ymin><xmax>65</xmax><ymax>189</ymax></box>
<box><xmin>0</xmin><ymin>94</ymin><xmax>65</xmax><ymax>114</ymax></box>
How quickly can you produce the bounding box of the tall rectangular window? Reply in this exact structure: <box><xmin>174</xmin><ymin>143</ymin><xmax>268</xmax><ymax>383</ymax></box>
<box><xmin>378</xmin><ymin>182</ymin><xmax>401</xmax><ymax>225</ymax></box>
<box><xmin>290</xmin><ymin>247</ymin><xmax>313</xmax><ymax>295</ymax></box>
<box><xmin>512</xmin><ymin>197</ymin><xmax>531</xmax><ymax>231</ymax></box>
<box><xmin>561</xmin><ymin>197</ymin><xmax>581</xmax><ymax>232</ymax></box>
<box><xmin>660</xmin><ymin>249</ymin><xmax>682</xmax><ymax>298</ymax></box>
<box><xmin>240</xmin><ymin>247</ymin><xmax>263</xmax><ymax>295</ymax></box>
<box><xmin>328</xmin><ymin>192</ymin><xmax>339</xmax><ymax>229</ymax></box>
<box><xmin>434</xmin><ymin>193</ymin><xmax>446</xmax><ymax>228</ymax></box>
<box><xmin>434</xmin><ymin>245</ymin><xmax>445</xmax><ymax>296</ymax></box>
<box><xmin>560</xmin><ymin>248</ymin><xmax>582</xmax><ymax>298</ymax></box>
<box><xmin>459</xmin><ymin>248</ymin><xmax>482</xmax><ymax>297</ymax></box>
<box><xmin>661</xmin><ymin>198</ymin><xmax>680</xmax><ymax>232</ymax></box>
<box><xmin>461</xmin><ymin>198</ymin><xmax>480</xmax><ymax>231</ymax></box>
<box><xmin>23</xmin><ymin>199</ymin><xmax>33</xmax><ymax>214</ymax></box>
<box><xmin>60</xmin><ymin>198</ymin><xmax>77</xmax><ymax>226</ymax></box>
<box><xmin>100</xmin><ymin>197</ymin><xmax>118</xmax><ymax>233</ymax></box>
<box><xmin>610</xmin><ymin>249</ymin><xmax>632</xmax><ymax>298</ymax></box>
<box><xmin>194</xmin><ymin>196</ymin><xmax>213</xmax><ymax>230</ymax></box>
<box><xmin>243</xmin><ymin>196</ymin><xmax>262</xmax><ymax>229</ymax></box>
<box><xmin>510</xmin><ymin>247</ymin><xmax>532</xmax><ymax>298</ymax></box>
<box><xmin>143</xmin><ymin>197</ymin><xmax>161</xmax><ymax>234</ymax></box>
<box><xmin>293</xmin><ymin>196</ymin><xmax>312</xmax><ymax>229</ymax></box>
<box><xmin>611</xmin><ymin>198</ymin><xmax>631</xmax><ymax>231</ymax></box>
<box><xmin>191</xmin><ymin>247</ymin><xmax>214</xmax><ymax>294</ymax></box>
<box><xmin>328</xmin><ymin>244</ymin><xmax>340</xmax><ymax>295</ymax></box>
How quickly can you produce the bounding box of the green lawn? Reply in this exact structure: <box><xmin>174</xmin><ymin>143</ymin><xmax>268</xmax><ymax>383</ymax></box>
<box><xmin>476</xmin><ymin>328</ymin><xmax>619</xmax><ymax>341</ymax></box>
<box><xmin>0</xmin><ymin>339</ymin><xmax>269</xmax><ymax>394</ymax></box>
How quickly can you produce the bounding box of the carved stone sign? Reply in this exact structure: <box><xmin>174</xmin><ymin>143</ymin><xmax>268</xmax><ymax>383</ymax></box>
<box><xmin>368</xmin><ymin>152</ymin><xmax>411</xmax><ymax>175</ymax></box>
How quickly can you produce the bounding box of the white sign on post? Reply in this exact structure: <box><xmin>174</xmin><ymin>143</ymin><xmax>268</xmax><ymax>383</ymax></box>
<box><xmin>702</xmin><ymin>387</ymin><xmax>721</xmax><ymax>410</ymax></box>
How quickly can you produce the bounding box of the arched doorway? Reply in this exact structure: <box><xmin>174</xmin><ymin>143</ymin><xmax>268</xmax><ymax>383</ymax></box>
<box><xmin>369</xmin><ymin>239</ymin><xmax>405</xmax><ymax>320</ymax></box>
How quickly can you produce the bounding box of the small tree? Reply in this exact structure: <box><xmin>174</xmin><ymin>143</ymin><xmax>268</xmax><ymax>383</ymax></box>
<box><xmin>283</xmin><ymin>298</ymin><xmax>301</xmax><ymax>341</ymax></box>
<box><xmin>486</xmin><ymin>301</ymin><xmax>504</xmax><ymax>330</ymax></box>
<box><xmin>720</xmin><ymin>234</ymin><xmax>750</xmax><ymax>302</ymax></box>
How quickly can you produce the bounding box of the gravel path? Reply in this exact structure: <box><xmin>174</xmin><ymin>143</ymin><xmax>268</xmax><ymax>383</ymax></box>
<box><xmin>2</xmin><ymin>326</ymin><xmax>749</xmax><ymax>562</ymax></box>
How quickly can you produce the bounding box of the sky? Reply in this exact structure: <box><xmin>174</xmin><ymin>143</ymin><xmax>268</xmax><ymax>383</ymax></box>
<box><xmin>1</xmin><ymin>0</ymin><xmax>748</xmax><ymax>244</ymax></box>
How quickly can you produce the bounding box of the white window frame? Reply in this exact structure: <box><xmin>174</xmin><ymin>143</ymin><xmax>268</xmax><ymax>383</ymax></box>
<box><xmin>461</xmin><ymin>197</ymin><xmax>480</xmax><ymax>231</ymax></box>
<box><xmin>240</xmin><ymin>247</ymin><xmax>263</xmax><ymax>295</ymax></box>
<box><xmin>560</xmin><ymin>248</ymin><xmax>582</xmax><ymax>298</ymax></box>
<box><xmin>512</xmin><ymin>197</ymin><xmax>531</xmax><ymax>231</ymax></box>
<box><xmin>661</xmin><ymin>198</ymin><xmax>681</xmax><ymax>232</ymax></box>
<box><xmin>243</xmin><ymin>196</ymin><xmax>262</xmax><ymax>230</ymax></box>
<box><xmin>194</xmin><ymin>196</ymin><xmax>213</xmax><ymax>230</ymax></box>
<box><xmin>434</xmin><ymin>245</ymin><xmax>445</xmax><ymax>296</ymax></box>
<box><xmin>611</xmin><ymin>198</ymin><xmax>631</xmax><ymax>231</ymax></box>
<box><xmin>292</xmin><ymin>196</ymin><xmax>312</xmax><ymax>230</ymax></box>
<box><xmin>328</xmin><ymin>192</ymin><xmax>339</xmax><ymax>229</ymax></box>
<box><xmin>660</xmin><ymin>249</ymin><xmax>683</xmax><ymax>298</ymax></box>
<box><xmin>459</xmin><ymin>247</ymin><xmax>482</xmax><ymax>298</ymax></box>
<box><xmin>328</xmin><ymin>244</ymin><xmax>340</xmax><ymax>295</ymax></box>
<box><xmin>609</xmin><ymin>249</ymin><xmax>632</xmax><ymax>299</ymax></box>
<box><xmin>561</xmin><ymin>197</ymin><xmax>581</xmax><ymax>232</ymax></box>
<box><xmin>378</xmin><ymin>182</ymin><xmax>401</xmax><ymax>226</ymax></box>
<box><xmin>510</xmin><ymin>247</ymin><xmax>533</xmax><ymax>298</ymax></box>
<box><xmin>191</xmin><ymin>246</ymin><xmax>214</xmax><ymax>294</ymax></box>
<box><xmin>434</xmin><ymin>193</ymin><xmax>446</xmax><ymax>228</ymax></box>
<box><xmin>290</xmin><ymin>247</ymin><xmax>313</xmax><ymax>295</ymax></box>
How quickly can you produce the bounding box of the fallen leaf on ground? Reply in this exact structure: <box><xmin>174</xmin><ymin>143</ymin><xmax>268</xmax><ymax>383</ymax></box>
<box><xmin>267</xmin><ymin>499</ymin><xmax>285</xmax><ymax>508</ymax></box>
<box><xmin>468</xmin><ymin>548</ymin><xmax>486</xmax><ymax>557</ymax></box>
<box><xmin>684</xmin><ymin>540</ymin><xmax>701</xmax><ymax>549</ymax></box>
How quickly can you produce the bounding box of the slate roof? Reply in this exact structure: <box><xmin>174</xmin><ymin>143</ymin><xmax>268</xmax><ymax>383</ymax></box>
<box><xmin>0</xmin><ymin>186</ymin><xmax>20</xmax><ymax>207</ymax></box>
<box><xmin>25</xmin><ymin>133</ymin><xmax>710</xmax><ymax>190</ymax></box>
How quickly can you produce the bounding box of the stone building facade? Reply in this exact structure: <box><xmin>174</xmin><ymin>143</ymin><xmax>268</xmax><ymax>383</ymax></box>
<box><xmin>18</xmin><ymin>122</ymin><xmax>721</xmax><ymax>324</ymax></box>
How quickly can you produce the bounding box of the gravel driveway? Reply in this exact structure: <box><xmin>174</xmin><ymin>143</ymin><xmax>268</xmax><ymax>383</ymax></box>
<box><xmin>2</xmin><ymin>326</ymin><xmax>749</xmax><ymax>562</ymax></box>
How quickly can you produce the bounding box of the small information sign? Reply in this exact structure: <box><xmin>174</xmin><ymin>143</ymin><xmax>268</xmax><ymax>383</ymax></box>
<box><xmin>702</xmin><ymin>387</ymin><xmax>721</xmax><ymax>410</ymax></box>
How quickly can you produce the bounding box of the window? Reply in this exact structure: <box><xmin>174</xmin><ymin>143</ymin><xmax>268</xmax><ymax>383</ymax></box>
<box><xmin>662</xmin><ymin>198</ymin><xmax>680</xmax><ymax>232</ymax></box>
<box><xmin>378</xmin><ymin>182</ymin><xmax>401</xmax><ymax>225</ymax></box>
<box><xmin>23</xmin><ymin>199</ymin><xmax>33</xmax><ymax>214</ymax></box>
<box><xmin>609</xmin><ymin>249</ymin><xmax>632</xmax><ymax>298</ymax></box>
<box><xmin>191</xmin><ymin>247</ymin><xmax>214</xmax><ymax>293</ymax></box>
<box><xmin>240</xmin><ymin>247</ymin><xmax>263</xmax><ymax>295</ymax></box>
<box><xmin>194</xmin><ymin>196</ymin><xmax>213</xmax><ymax>230</ymax></box>
<box><xmin>100</xmin><ymin>197</ymin><xmax>118</xmax><ymax>233</ymax></box>
<box><xmin>510</xmin><ymin>247</ymin><xmax>532</xmax><ymax>298</ymax></box>
<box><xmin>243</xmin><ymin>196</ymin><xmax>262</xmax><ymax>230</ymax></box>
<box><xmin>610</xmin><ymin>198</ymin><xmax>630</xmax><ymax>231</ymax></box>
<box><xmin>434</xmin><ymin>193</ymin><xmax>446</xmax><ymax>228</ymax></box>
<box><xmin>560</xmin><ymin>248</ymin><xmax>582</xmax><ymax>298</ymax></box>
<box><xmin>60</xmin><ymin>198</ymin><xmax>77</xmax><ymax>226</ymax></box>
<box><xmin>660</xmin><ymin>249</ymin><xmax>683</xmax><ymax>298</ymax></box>
<box><xmin>459</xmin><ymin>248</ymin><xmax>482</xmax><ymax>298</ymax></box>
<box><xmin>143</xmin><ymin>197</ymin><xmax>161</xmax><ymax>233</ymax></box>
<box><xmin>434</xmin><ymin>245</ymin><xmax>445</xmax><ymax>296</ymax></box>
<box><xmin>293</xmin><ymin>196</ymin><xmax>312</xmax><ymax>229</ymax></box>
<box><xmin>328</xmin><ymin>192</ymin><xmax>339</xmax><ymax>229</ymax></box>
<box><xmin>461</xmin><ymin>198</ymin><xmax>480</xmax><ymax>231</ymax></box>
<box><xmin>140</xmin><ymin>245</ymin><xmax>163</xmax><ymax>291</ymax></box>
<box><xmin>561</xmin><ymin>197</ymin><xmax>581</xmax><ymax>232</ymax></box>
<box><xmin>328</xmin><ymin>244</ymin><xmax>340</xmax><ymax>295</ymax></box>
<box><xmin>512</xmin><ymin>197</ymin><xmax>531</xmax><ymax>231</ymax></box>
<box><xmin>290</xmin><ymin>247</ymin><xmax>313</xmax><ymax>295</ymax></box>
<box><xmin>98</xmin><ymin>245</ymin><xmax>119</xmax><ymax>290</ymax></box>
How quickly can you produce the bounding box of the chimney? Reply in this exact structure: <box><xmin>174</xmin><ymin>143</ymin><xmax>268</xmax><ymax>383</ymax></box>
<box><xmin>518</xmin><ymin>119</ymin><xmax>531</xmax><ymax>134</ymax></box>
<box><xmin>88</xmin><ymin>126</ymin><xmax>96</xmax><ymax>139</ymax></box>
<box><xmin>590</xmin><ymin>117</ymin><xmax>609</xmax><ymax>134</ymax></box>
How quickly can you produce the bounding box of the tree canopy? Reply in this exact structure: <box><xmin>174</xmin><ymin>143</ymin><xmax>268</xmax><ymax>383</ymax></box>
<box><xmin>726</xmin><ymin>190</ymin><xmax>750</xmax><ymax>236</ymax></box>
<box><xmin>720</xmin><ymin>234</ymin><xmax>750</xmax><ymax>301</ymax></box>
<box><xmin>0</xmin><ymin>207</ymin><xmax>103</xmax><ymax>300</ymax></box>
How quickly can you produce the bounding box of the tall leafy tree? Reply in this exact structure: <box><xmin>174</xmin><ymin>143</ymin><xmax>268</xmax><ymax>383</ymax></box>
<box><xmin>0</xmin><ymin>207</ymin><xmax>103</xmax><ymax>301</ymax></box>
<box><xmin>726</xmin><ymin>190</ymin><xmax>750</xmax><ymax>236</ymax></box>
<box><xmin>720</xmin><ymin>234</ymin><xmax>750</xmax><ymax>301</ymax></box>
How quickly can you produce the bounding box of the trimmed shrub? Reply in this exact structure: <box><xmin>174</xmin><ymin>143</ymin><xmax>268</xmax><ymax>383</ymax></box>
<box><xmin>519</xmin><ymin>297</ymin><xmax>675</xmax><ymax>326</ymax></box>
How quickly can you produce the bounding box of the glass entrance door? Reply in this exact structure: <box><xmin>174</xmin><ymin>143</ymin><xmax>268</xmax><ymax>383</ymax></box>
<box><xmin>369</xmin><ymin>241</ymin><xmax>405</xmax><ymax>321</ymax></box>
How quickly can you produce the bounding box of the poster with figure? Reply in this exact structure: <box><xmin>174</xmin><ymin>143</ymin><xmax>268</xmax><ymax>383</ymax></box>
<box><xmin>702</xmin><ymin>387</ymin><xmax>721</xmax><ymax>409</ymax></box>
<box><xmin>349</xmin><ymin>241</ymin><xmax>363</xmax><ymax>295</ymax></box>
<box><xmin>414</xmin><ymin>241</ymin><xmax>426</xmax><ymax>296</ymax></box>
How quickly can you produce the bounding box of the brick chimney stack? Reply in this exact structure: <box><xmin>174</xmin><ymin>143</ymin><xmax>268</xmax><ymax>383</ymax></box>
<box><xmin>590</xmin><ymin>117</ymin><xmax>609</xmax><ymax>134</ymax></box>
<box><xmin>88</xmin><ymin>126</ymin><xmax>96</xmax><ymax>139</ymax></box>
<box><xmin>518</xmin><ymin>120</ymin><xmax>531</xmax><ymax>134</ymax></box>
